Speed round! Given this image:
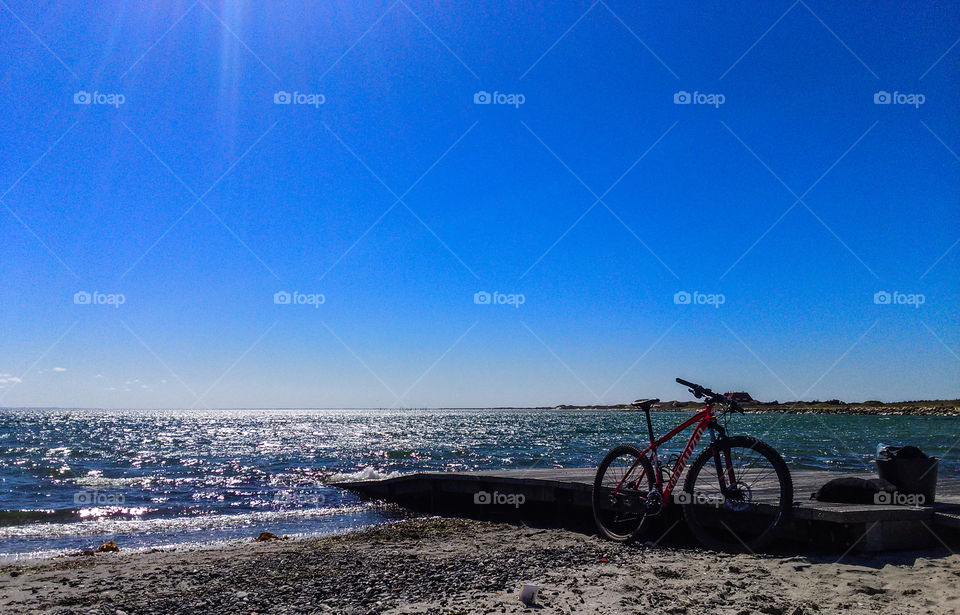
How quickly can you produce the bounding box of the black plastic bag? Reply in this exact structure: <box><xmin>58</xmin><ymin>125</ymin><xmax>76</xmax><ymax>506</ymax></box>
<box><xmin>811</xmin><ymin>477</ymin><xmax>896</xmax><ymax>504</ymax></box>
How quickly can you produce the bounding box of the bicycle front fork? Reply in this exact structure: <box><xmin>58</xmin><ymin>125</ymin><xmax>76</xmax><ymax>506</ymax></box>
<box><xmin>708</xmin><ymin>423</ymin><xmax>737</xmax><ymax>494</ymax></box>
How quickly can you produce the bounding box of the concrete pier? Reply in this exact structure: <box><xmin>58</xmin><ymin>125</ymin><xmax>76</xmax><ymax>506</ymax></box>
<box><xmin>336</xmin><ymin>468</ymin><xmax>960</xmax><ymax>552</ymax></box>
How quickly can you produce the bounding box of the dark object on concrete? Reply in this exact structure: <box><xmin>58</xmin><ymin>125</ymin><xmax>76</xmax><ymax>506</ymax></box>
<box><xmin>878</xmin><ymin>446</ymin><xmax>939</xmax><ymax>505</ymax></box>
<box><xmin>879</xmin><ymin>445</ymin><xmax>928</xmax><ymax>460</ymax></box>
<box><xmin>335</xmin><ymin>468</ymin><xmax>960</xmax><ymax>552</ymax></box>
<box><xmin>812</xmin><ymin>477</ymin><xmax>896</xmax><ymax>504</ymax></box>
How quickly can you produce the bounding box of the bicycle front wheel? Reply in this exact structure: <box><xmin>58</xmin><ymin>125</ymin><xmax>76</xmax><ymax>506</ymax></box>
<box><xmin>592</xmin><ymin>445</ymin><xmax>656</xmax><ymax>542</ymax></box>
<box><xmin>681</xmin><ymin>435</ymin><xmax>792</xmax><ymax>552</ymax></box>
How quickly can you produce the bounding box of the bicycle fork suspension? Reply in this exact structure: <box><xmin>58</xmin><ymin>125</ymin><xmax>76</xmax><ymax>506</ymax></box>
<box><xmin>710</xmin><ymin>432</ymin><xmax>737</xmax><ymax>494</ymax></box>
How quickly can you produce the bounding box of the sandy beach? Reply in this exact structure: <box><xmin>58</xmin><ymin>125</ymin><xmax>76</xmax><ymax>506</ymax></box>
<box><xmin>2</xmin><ymin>518</ymin><xmax>958</xmax><ymax>615</ymax></box>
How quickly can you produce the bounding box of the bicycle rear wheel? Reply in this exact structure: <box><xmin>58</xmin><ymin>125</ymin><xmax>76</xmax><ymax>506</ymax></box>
<box><xmin>592</xmin><ymin>445</ymin><xmax>657</xmax><ymax>542</ymax></box>
<box><xmin>681</xmin><ymin>435</ymin><xmax>792</xmax><ymax>552</ymax></box>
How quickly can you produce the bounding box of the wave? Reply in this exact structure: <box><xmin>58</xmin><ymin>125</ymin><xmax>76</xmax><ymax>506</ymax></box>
<box><xmin>0</xmin><ymin>503</ymin><xmax>372</xmax><ymax>539</ymax></box>
<box><xmin>0</xmin><ymin>509</ymin><xmax>63</xmax><ymax>525</ymax></box>
<box><xmin>0</xmin><ymin>516</ymin><xmax>409</xmax><ymax>564</ymax></box>
<box><xmin>0</xmin><ymin>503</ymin><xmax>159</xmax><ymax>525</ymax></box>
<box><xmin>326</xmin><ymin>466</ymin><xmax>400</xmax><ymax>483</ymax></box>
<box><xmin>73</xmin><ymin>475</ymin><xmax>165</xmax><ymax>488</ymax></box>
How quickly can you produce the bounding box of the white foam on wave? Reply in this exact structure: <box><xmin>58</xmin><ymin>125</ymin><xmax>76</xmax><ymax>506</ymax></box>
<box><xmin>74</xmin><ymin>474</ymin><xmax>161</xmax><ymax>488</ymax></box>
<box><xmin>0</xmin><ymin>503</ymin><xmax>371</xmax><ymax>540</ymax></box>
<box><xmin>0</xmin><ymin>516</ymin><xmax>411</xmax><ymax>564</ymax></box>
<box><xmin>326</xmin><ymin>466</ymin><xmax>400</xmax><ymax>483</ymax></box>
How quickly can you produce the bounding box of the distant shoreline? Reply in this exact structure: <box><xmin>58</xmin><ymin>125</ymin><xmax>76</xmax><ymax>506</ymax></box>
<box><xmin>2</xmin><ymin>403</ymin><xmax>959</xmax><ymax>415</ymax></box>
<box><xmin>537</xmin><ymin>401</ymin><xmax>960</xmax><ymax>416</ymax></box>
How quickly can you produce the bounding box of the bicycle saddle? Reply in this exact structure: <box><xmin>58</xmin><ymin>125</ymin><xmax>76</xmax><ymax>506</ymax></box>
<box><xmin>631</xmin><ymin>398</ymin><xmax>659</xmax><ymax>411</ymax></box>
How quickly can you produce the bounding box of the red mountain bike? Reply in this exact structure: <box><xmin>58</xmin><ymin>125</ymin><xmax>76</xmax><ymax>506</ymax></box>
<box><xmin>592</xmin><ymin>378</ymin><xmax>793</xmax><ymax>551</ymax></box>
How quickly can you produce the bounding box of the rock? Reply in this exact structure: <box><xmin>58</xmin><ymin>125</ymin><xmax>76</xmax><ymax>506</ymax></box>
<box><xmin>97</xmin><ymin>540</ymin><xmax>120</xmax><ymax>553</ymax></box>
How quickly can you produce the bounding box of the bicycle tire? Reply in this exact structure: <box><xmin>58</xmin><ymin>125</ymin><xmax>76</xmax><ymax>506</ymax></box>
<box><xmin>681</xmin><ymin>435</ymin><xmax>792</xmax><ymax>552</ymax></box>
<box><xmin>592</xmin><ymin>444</ymin><xmax>657</xmax><ymax>542</ymax></box>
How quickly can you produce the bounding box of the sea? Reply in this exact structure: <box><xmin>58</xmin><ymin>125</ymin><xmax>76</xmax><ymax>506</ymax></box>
<box><xmin>1</xmin><ymin>407</ymin><xmax>957</xmax><ymax>560</ymax></box>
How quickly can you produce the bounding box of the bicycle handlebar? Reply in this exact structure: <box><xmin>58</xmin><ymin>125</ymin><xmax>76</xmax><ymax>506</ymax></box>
<box><xmin>675</xmin><ymin>377</ymin><xmax>713</xmax><ymax>399</ymax></box>
<box><xmin>675</xmin><ymin>378</ymin><xmax>744</xmax><ymax>414</ymax></box>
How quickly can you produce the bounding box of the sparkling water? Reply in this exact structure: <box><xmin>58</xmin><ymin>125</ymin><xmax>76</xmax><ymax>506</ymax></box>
<box><xmin>1</xmin><ymin>408</ymin><xmax>956</xmax><ymax>559</ymax></box>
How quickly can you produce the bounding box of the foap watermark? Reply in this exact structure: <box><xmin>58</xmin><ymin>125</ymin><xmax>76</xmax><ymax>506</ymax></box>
<box><xmin>874</xmin><ymin>290</ymin><xmax>924</xmax><ymax>308</ymax></box>
<box><xmin>875</xmin><ymin>491</ymin><xmax>926</xmax><ymax>506</ymax></box>
<box><xmin>474</xmin><ymin>291</ymin><xmax>525</xmax><ymax>308</ymax></box>
<box><xmin>274</xmin><ymin>91</ymin><xmax>325</xmax><ymax>108</ymax></box>
<box><xmin>674</xmin><ymin>290</ymin><xmax>725</xmax><ymax>308</ymax></box>
<box><xmin>474</xmin><ymin>490</ymin><xmax>525</xmax><ymax>508</ymax></box>
<box><xmin>74</xmin><ymin>490</ymin><xmax>125</xmax><ymax>506</ymax></box>
<box><xmin>674</xmin><ymin>90</ymin><xmax>725</xmax><ymax>108</ymax></box>
<box><xmin>74</xmin><ymin>291</ymin><xmax>125</xmax><ymax>308</ymax></box>
<box><xmin>873</xmin><ymin>90</ymin><xmax>925</xmax><ymax>108</ymax></box>
<box><xmin>473</xmin><ymin>90</ymin><xmax>525</xmax><ymax>108</ymax></box>
<box><xmin>274</xmin><ymin>290</ymin><xmax>325</xmax><ymax>308</ymax></box>
<box><xmin>73</xmin><ymin>90</ymin><xmax>126</xmax><ymax>108</ymax></box>
<box><xmin>673</xmin><ymin>491</ymin><xmax>727</xmax><ymax>507</ymax></box>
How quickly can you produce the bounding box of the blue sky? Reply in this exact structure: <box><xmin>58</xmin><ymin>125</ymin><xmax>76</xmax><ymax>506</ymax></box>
<box><xmin>1</xmin><ymin>0</ymin><xmax>958</xmax><ymax>408</ymax></box>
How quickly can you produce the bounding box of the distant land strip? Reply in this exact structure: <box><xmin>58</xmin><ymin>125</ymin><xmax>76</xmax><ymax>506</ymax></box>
<box><xmin>531</xmin><ymin>400</ymin><xmax>960</xmax><ymax>416</ymax></box>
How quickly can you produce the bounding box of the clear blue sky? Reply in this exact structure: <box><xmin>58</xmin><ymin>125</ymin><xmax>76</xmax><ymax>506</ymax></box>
<box><xmin>1</xmin><ymin>1</ymin><xmax>958</xmax><ymax>408</ymax></box>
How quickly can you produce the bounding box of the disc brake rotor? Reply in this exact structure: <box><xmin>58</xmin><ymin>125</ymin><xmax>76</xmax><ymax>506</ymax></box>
<box><xmin>724</xmin><ymin>481</ymin><xmax>752</xmax><ymax>512</ymax></box>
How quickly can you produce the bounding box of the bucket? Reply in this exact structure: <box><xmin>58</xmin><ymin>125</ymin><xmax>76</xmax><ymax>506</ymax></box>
<box><xmin>876</xmin><ymin>457</ymin><xmax>938</xmax><ymax>505</ymax></box>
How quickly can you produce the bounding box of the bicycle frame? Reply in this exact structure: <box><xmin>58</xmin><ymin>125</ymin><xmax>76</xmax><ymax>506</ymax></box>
<box><xmin>614</xmin><ymin>403</ymin><xmax>730</xmax><ymax>508</ymax></box>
